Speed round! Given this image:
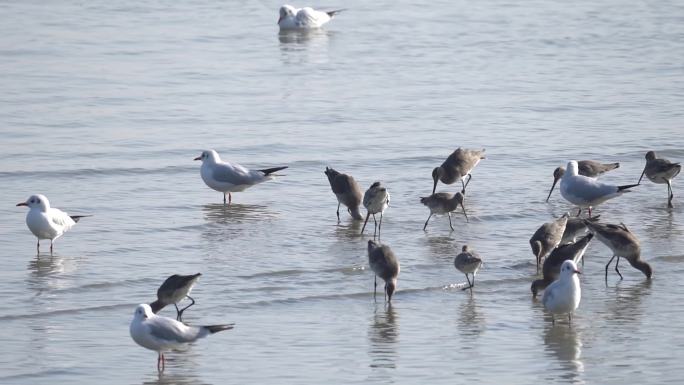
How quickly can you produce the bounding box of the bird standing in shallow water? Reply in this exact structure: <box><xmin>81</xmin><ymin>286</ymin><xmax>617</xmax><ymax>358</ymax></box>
<box><xmin>542</xmin><ymin>260</ymin><xmax>582</xmax><ymax>325</ymax></box>
<box><xmin>194</xmin><ymin>150</ymin><xmax>287</xmax><ymax>205</ymax></box>
<box><xmin>431</xmin><ymin>148</ymin><xmax>485</xmax><ymax>194</ymax></box>
<box><xmin>324</xmin><ymin>167</ymin><xmax>363</xmax><ymax>221</ymax></box>
<box><xmin>532</xmin><ymin>233</ymin><xmax>593</xmax><ymax>297</ymax></box>
<box><xmin>454</xmin><ymin>245</ymin><xmax>483</xmax><ymax>293</ymax></box>
<box><xmin>420</xmin><ymin>192</ymin><xmax>468</xmax><ymax>231</ymax></box>
<box><xmin>278</xmin><ymin>4</ymin><xmax>344</xmax><ymax>30</ymax></box>
<box><xmin>16</xmin><ymin>194</ymin><xmax>90</xmax><ymax>254</ymax></box>
<box><xmin>584</xmin><ymin>220</ymin><xmax>652</xmax><ymax>281</ymax></box>
<box><xmin>361</xmin><ymin>182</ymin><xmax>390</xmax><ymax>237</ymax></box>
<box><xmin>367</xmin><ymin>240</ymin><xmax>400</xmax><ymax>303</ymax></box>
<box><xmin>638</xmin><ymin>150</ymin><xmax>681</xmax><ymax>208</ymax></box>
<box><xmin>149</xmin><ymin>273</ymin><xmax>202</xmax><ymax>322</ymax></box>
<box><xmin>529</xmin><ymin>215</ymin><xmax>568</xmax><ymax>272</ymax></box>
<box><xmin>546</xmin><ymin>160</ymin><xmax>620</xmax><ymax>202</ymax></box>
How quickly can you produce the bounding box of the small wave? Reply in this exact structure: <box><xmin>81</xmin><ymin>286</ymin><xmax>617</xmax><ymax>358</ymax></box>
<box><xmin>0</xmin><ymin>165</ymin><xmax>191</xmax><ymax>179</ymax></box>
<box><xmin>0</xmin><ymin>303</ymin><xmax>133</xmax><ymax>321</ymax></box>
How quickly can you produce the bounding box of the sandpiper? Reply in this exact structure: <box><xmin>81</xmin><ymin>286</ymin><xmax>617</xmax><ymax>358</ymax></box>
<box><xmin>361</xmin><ymin>182</ymin><xmax>390</xmax><ymax>237</ymax></box>
<box><xmin>367</xmin><ymin>240</ymin><xmax>400</xmax><ymax>302</ymax></box>
<box><xmin>454</xmin><ymin>245</ymin><xmax>483</xmax><ymax>293</ymax></box>
<box><xmin>420</xmin><ymin>192</ymin><xmax>468</xmax><ymax>231</ymax></box>
<box><xmin>530</xmin><ymin>215</ymin><xmax>568</xmax><ymax>271</ymax></box>
<box><xmin>584</xmin><ymin>220</ymin><xmax>652</xmax><ymax>280</ymax></box>
<box><xmin>324</xmin><ymin>167</ymin><xmax>364</xmax><ymax>221</ymax></box>
<box><xmin>532</xmin><ymin>233</ymin><xmax>593</xmax><ymax>297</ymax></box>
<box><xmin>149</xmin><ymin>273</ymin><xmax>202</xmax><ymax>322</ymax></box>
<box><xmin>431</xmin><ymin>148</ymin><xmax>486</xmax><ymax>194</ymax></box>
<box><xmin>638</xmin><ymin>150</ymin><xmax>681</xmax><ymax>208</ymax></box>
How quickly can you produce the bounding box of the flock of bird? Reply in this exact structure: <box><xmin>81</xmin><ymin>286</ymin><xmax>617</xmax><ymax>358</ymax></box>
<box><xmin>15</xmin><ymin>144</ymin><xmax>680</xmax><ymax>370</ymax></box>
<box><xmin>10</xmin><ymin>5</ymin><xmax>683</xmax><ymax>372</ymax></box>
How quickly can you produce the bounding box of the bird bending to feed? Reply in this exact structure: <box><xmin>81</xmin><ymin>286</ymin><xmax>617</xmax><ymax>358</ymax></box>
<box><xmin>324</xmin><ymin>167</ymin><xmax>363</xmax><ymax>221</ymax></box>
<box><xmin>561</xmin><ymin>215</ymin><xmax>599</xmax><ymax>245</ymax></box>
<box><xmin>420</xmin><ymin>192</ymin><xmax>468</xmax><ymax>231</ymax></box>
<box><xmin>542</xmin><ymin>260</ymin><xmax>581</xmax><ymax>325</ymax></box>
<box><xmin>583</xmin><ymin>220</ymin><xmax>652</xmax><ymax>281</ymax></box>
<box><xmin>532</xmin><ymin>233</ymin><xmax>593</xmax><ymax>297</ymax></box>
<box><xmin>546</xmin><ymin>160</ymin><xmax>620</xmax><ymax>202</ymax></box>
<box><xmin>194</xmin><ymin>150</ymin><xmax>287</xmax><ymax>205</ymax></box>
<box><xmin>638</xmin><ymin>150</ymin><xmax>681</xmax><ymax>208</ymax></box>
<box><xmin>454</xmin><ymin>245</ymin><xmax>483</xmax><ymax>292</ymax></box>
<box><xmin>150</xmin><ymin>273</ymin><xmax>202</xmax><ymax>322</ymax></box>
<box><xmin>278</xmin><ymin>4</ymin><xmax>344</xmax><ymax>30</ymax></box>
<box><xmin>16</xmin><ymin>194</ymin><xmax>90</xmax><ymax>254</ymax></box>
<box><xmin>432</xmin><ymin>148</ymin><xmax>485</xmax><ymax>194</ymax></box>
<box><xmin>367</xmin><ymin>240</ymin><xmax>400</xmax><ymax>302</ymax></box>
<box><xmin>361</xmin><ymin>182</ymin><xmax>390</xmax><ymax>237</ymax></box>
<box><xmin>129</xmin><ymin>304</ymin><xmax>234</xmax><ymax>372</ymax></box>
<box><xmin>559</xmin><ymin>160</ymin><xmax>638</xmax><ymax>217</ymax></box>
<box><xmin>529</xmin><ymin>214</ymin><xmax>568</xmax><ymax>271</ymax></box>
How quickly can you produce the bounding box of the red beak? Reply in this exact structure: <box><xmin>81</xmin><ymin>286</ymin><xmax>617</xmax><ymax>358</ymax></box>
<box><xmin>16</xmin><ymin>202</ymin><xmax>27</xmax><ymax>207</ymax></box>
<box><xmin>574</xmin><ymin>269</ymin><xmax>582</xmax><ymax>275</ymax></box>
<box><xmin>193</xmin><ymin>156</ymin><xmax>201</xmax><ymax>161</ymax></box>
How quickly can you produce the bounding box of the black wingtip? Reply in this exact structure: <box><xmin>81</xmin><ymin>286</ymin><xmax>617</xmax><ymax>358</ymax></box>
<box><xmin>206</xmin><ymin>324</ymin><xmax>235</xmax><ymax>334</ymax></box>
<box><xmin>326</xmin><ymin>8</ymin><xmax>346</xmax><ymax>17</ymax></box>
<box><xmin>259</xmin><ymin>166</ymin><xmax>288</xmax><ymax>175</ymax></box>
<box><xmin>69</xmin><ymin>214</ymin><xmax>93</xmax><ymax>223</ymax></box>
<box><xmin>617</xmin><ymin>183</ymin><xmax>640</xmax><ymax>192</ymax></box>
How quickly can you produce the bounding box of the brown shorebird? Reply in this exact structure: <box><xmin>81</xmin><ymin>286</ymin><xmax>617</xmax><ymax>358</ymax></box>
<box><xmin>420</xmin><ymin>192</ymin><xmax>468</xmax><ymax>231</ymax></box>
<box><xmin>532</xmin><ymin>233</ymin><xmax>593</xmax><ymax>297</ymax></box>
<box><xmin>361</xmin><ymin>182</ymin><xmax>390</xmax><ymax>237</ymax></box>
<box><xmin>560</xmin><ymin>161</ymin><xmax>638</xmax><ymax>217</ymax></box>
<box><xmin>324</xmin><ymin>167</ymin><xmax>363</xmax><ymax>221</ymax></box>
<box><xmin>431</xmin><ymin>148</ymin><xmax>485</xmax><ymax>194</ymax></box>
<box><xmin>149</xmin><ymin>273</ymin><xmax>202</xmax><ymax>322</ymax></box>
<box><xmin>367</xmin><ymin>240</ymin><xmax>400</xmax><ymax>302</ymax></box>
<box><xmin>560</xmin><ymin>215</ymin><xmax>599</xmax><ymax>245</ymax></box>
<box><xmin>638</xmin><ymin>150</ymin><xmax>681</xmax><ymax>208</ymax></box>
<box><xmin>530</xmin><ymin>215</ymin><xmax>568</xmax><ymax>271</ymax></box>
<box><xmin>584</xmin><ymin>221</ymin><xmax>653</xmax><ymax>280</ymax></box>
<box><xmin>454</xmin><ymin>245</ymin><xmax>483</xmax><ymax>293</ymax></box>
<box><xmin>546</xmin><ymin>160</ymin><xmax>620</xmax><ymax>202</ymax></box>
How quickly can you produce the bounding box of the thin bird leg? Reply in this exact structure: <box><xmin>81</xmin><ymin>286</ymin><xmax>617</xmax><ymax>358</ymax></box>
<box><xmin>462</xmin><ymin>273</ymin><xmax>473</xmax><ymax>291</ymax></box>
<box><xmin>576</xmin><ymin>207</ymin><xmax>582</xmax><ymax>217</ymax></box>
<box><xmin>228</xmin><ymin>193</ymin><xmax>232</xmax><ymax>205</ymax></box>
<box><xmin>336</xmin><ymin>203</ymin><xmax>341</xmax><ymax>222</ymax></box>
<box><xmin>461</xmin><ymin>178</ymin><xmax>467</xmax><ymax>194</ymax></box>
<box><xmin>178</xmin><ymin>295</ymin><xmax>196</xmax><ymax>321</ymax></box>
<box><xmin>605</xmin><ymin>255</ymin><xmax>616</xmax><ymax>281</ymax></box>
<box><xmin>174</xmin><ymin>303</ymin><xmax>181</xmax><ymax>320</ymax></box>
<box><xmin>223</xmin><ymin>193</ymin><xmax>227</xmax><ymax>205</ymax></box>
<box><xmin>464</xmin><ymin>174</ymin><xmax>473</xmax><ymax>190</ymax></box>
<box><xmin>667</xmin><ymin>180</ymin><xmax>674</xmax><ymax>208</ymax></box>
<box><xmin>384</xmin><ymin>283</ymin><xmax>387</xmax><ymax>302</ymax></box>
<box><xmin>157</xmin><ymin>352</ymin><xmax>165</xmax><ymax>372</ymax></box>
<box><xmin>373</xmin><ymin>214</ymin><xmax>378</xmax><ymax>237</ymax></box>
<box><xmin>378</xmin><ymin>212</ymin><xmax>383</xmax><ymax>238</ymax></box>
<box><xmin>614</xmin><ymin>256</ymin><xmax>623</xmax><ymax>280</ymax></box>
<box><xmin>551</xmin><ymin>314</ymin><xmax>555</xmax><ymax>325</ymax></box>
<box><xmin>423</xmin><ymin>213</ymin><xmax>432</xmax><ymax>231</ymax></box>
<box><xmin>50</xmin><ymin>240</ymin><xmax>53</xmax><ymax>255</ymax></box>
<box><xmin>448</xmin><ymin>212</ymin><xmax>454</xmax><ymax>231</ymax></box>
<box><xmin>361</xmin><ymin>212</ymin><xmax>371</xmax><ymax>234</ymax></box>
<box><xmin>37</xmin><ymin>239</ymin><xmax>40</xmax><ymax>254</ymax></box>
<box><xmin>374</xmin><ymin>275</ymin><xmax>377</xmax><ymax>300</ymax></box>
<box><xmin>588</xmin><ymin>207</ymin><xmax>593</xmax><ymax>218</ymax></box>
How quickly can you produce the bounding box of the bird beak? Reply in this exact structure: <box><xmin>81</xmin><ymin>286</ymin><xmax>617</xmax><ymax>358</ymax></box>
<box><xmin>574</xmin><ymin>269</ymin><xmax>581</xmax><ymax>275</ymax></box>
<box><xmin>432</xmin><ymin>177</ymin><xmax>438</xmax><ymax>195</ymax></box>
<box><xmin>16</xmin><ymin>202</ymin><xmax>27</xmax><ymax>207</ymax></box>
<box><xmin>638</xmin><ymin>166</ymin><xmax>646</xmax><ymax>184</ymax></box>
<box><xmin>193</xmin><ymin>156</ymin><xmax>201</xmax><ymax>161</ymax></box>
<box><xmin>546</xmin><ymin>177</ymin><xmax>559</xmax><ymax>202</ymax></box>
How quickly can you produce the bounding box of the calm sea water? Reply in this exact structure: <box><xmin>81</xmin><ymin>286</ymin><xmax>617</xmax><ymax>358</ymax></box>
<box><xmin>1</xmin><ymin>0</ymin><xmax>684</xmax><ymax>384</ymax></box>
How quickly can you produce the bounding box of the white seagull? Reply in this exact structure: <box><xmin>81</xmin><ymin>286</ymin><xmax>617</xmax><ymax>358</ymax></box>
<box><xmin>542</xmin><ymin>260</ymin><xmax>581</xmax><ymax>325</ymax></box>
<box><xmin>129</xmin><ymin>304</ymin><xmax>234</xmax><ymax>372</ymax></box>
<box><xmin>559</xmin><ymin>160</ymin><xmax>638</xmax><ymax>217</ymax></box>
<box><xmin>278</xmin><ymin>4</ymin><xmax>344</xmax><ymax>30</ymax></box>
<box><xmin>16</xmin><ymin>194</ymin><xmax>89</xmax><ymax>254</ymax></box>
<box><xmin>194</xmin><ymin>150</ymin><xmax>288</xmax><ymax>205</ymax></box>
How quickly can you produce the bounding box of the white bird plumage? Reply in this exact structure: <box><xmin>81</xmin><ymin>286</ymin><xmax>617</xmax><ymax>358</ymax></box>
<box><xmin>16</xmin><ymin>194</ymin><xmax>87</xmax><ymax>254</ymax></box>
<box><xmin>278</xmin><ymin>4</ymin><xmax>343</xmax><ymax>30</ymax></box>
<box><xmin>542</xmin><ymin>260</ymin><xmax>581</xmax><ymax>324</ymax></box>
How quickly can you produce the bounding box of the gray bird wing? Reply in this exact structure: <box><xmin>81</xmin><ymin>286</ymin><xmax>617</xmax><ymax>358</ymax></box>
<box><xmin>211</xmin><ymin>162</ymin><xmax>253</xmax><ymax>185</ymax></box>
<box><xmin>148</xmin><ymin>317</ymin><xmax>200</xmax><ymax>343</ymax></box>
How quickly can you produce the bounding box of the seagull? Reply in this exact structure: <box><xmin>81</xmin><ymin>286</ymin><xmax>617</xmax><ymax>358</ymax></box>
<box><xmin>559</xmin><ymin>160</ymin><xmax>639</xmax><ymax>217</ymax></box>
<box><xmin>546</xmin><ymin>160</ymin><xmax>620</xmax><ymax>202</ymax></box>
<box><xmin>324</xmin><ymin>167</ymin><xmax>363</xmax><ymax>221</ymax></box>
<box><xmin>454</xmin><ymin>245</ymin><xmax>483</xmax><ymax>293</ymax></box>
<box><xmin>584</xmin><ymin>220</ymin><xmax>652</xmax><ymax>281</ymax></box>
<box><xmin>194</xmin><ymin>150</ymin><xmax>287</xmax><ymax>205</ymax></box>
<box><xmin>432</xmin><ymin>148</ymin><xmax>486</xmax><ymax>194</ymax></box>
<box><xmin>367</xmin><ymin>240</ymin><xmax>400</xmax><ymax>303</ymax></box>
<box><xmin>150</xmin><ymin>273</ymin><xmax>202</xmax><ymax>322</ymax></box>
<box><xmin>529</xmin><ymin>215</ymin><xmax>568</xmax><ymax>272</ymax></box>
<box><xmin>361</xmin><ymin>182</ymin><xmax>390</xmax><ymax>237</ymax></box>
<box><xmin>532</xmin><ymin>233</ymin><xmax>593</xmax><ymax>297</ymax></box>
<box><xmin>638</xmin><ymin>150</ymin><xmax>681</xmax><ymax>208</ymax></box>
<box><xmin>278</xmin><ymin>4</ymin><xmax>344</xmax><ymax>30</ymax></box>
<box><xmin>420</xmin><ymin>192</ymin><xmax>468</xmax><ymax>231</ymax></box>
<box><xmin>16</xmin><ymin>194</ymin><xmax>90</xmax><ymax>254</ymax></box>
<box><xmin>542</xmin><ymin>260</ymin><xmax>582</xmax><ymax>325</ymax></box>
<box><xmin>129</xmin><ymin>304</ymin><xmax>234</xmax><ymax>372</ymax></box>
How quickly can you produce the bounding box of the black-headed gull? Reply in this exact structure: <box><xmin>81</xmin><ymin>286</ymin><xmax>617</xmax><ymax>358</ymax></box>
<box><xmin>361</xmin><ymin>182</ymin><xmax>390</xmax><ymax>237</ymax></box>
<box><xmin>546</xmin><ymin>160</ymin><xmax>620</xmax><ymax>202</ymax></box>
<box><xmin>432</xmin><ymin>148</ymin><xmax>486</xmax><ymax>194</ymax></box>
<box><xmin>454</xmin><ymin>245</ymin><xmax>483</xmax><ymax>293</ymax></box>
<box><xmin>542</xmin><ymin>260</ymin><xmax>581</xmax><ymax>325</ymax></box>
<box><xmin>583</xmin><ymin>221</ymin><xmax>652</xmax><ymax>280</ymax></box>
<box><xmin>129</xmin><ymin>304</ymin><xmax>234</xmax><ymax>372</ymax></box>
<box><xmin>367</xmin><ymin>240</ymin><xmax>400</xmax><ymax>303</ymax></box>
<box><xmin>420</xmin><ymin>192</ymin><xmax>468</xmax><ymax>231</ymax></box>
<box><xmin>324</xmin><ymin>167</ymin><xmax>363</xmax><ymax>221</ymax></box>
<box><xmin>638</xmin><ymin>150</ymin><xmax>681</xmax><ymax>208</ymax></box>
<box><xmin>559</xmin><ymin>160</ymin><xmax>638</xmax><ymax>217</ymax></box>
<box><xmin>532</xmin><ymin>233</ymin><xmax>593</xmax><ymax>297</ymax></box>
<box><xmin>194</xmin><ymin>150</ymin><xmax>287</xmax><ymax>205</ymax></box>
<box><xmin>16</xmin><ymin>194</ymin><xmax>90</xmax><ymax>254</ymax></box>
<box><xmin>529</xmin><ymin>215</ymin><xmax>568</xmax><ymax>272</ymax></box>
<box><xmin>278</xmin><ymin>4</ymin><xmax>344</xmax><ymax>30</ymax></box>
<box><xmin>150</xmin><ymin>273</ymin><xmax>202</xmax><ymax>322</ymax></box>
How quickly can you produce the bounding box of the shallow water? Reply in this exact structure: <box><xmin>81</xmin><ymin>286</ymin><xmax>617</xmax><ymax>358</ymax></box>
<box><xmin>1</xmin><ymin>0</ymin><xmax>684</xmax><ymax>383</ymax></box>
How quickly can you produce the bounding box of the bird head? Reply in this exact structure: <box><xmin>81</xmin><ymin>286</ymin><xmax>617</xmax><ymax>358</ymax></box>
<box><xmin>194</xmin><ymin>150</ymin><xmax>220</xmax><ymax>163</ymax></box>
<box><xmin>16</xmin><ymin>194</ymin><xmax>50</xmax><ymax>211</ymax></box>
